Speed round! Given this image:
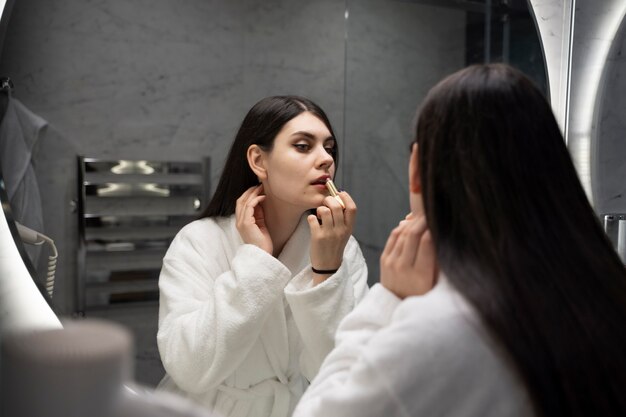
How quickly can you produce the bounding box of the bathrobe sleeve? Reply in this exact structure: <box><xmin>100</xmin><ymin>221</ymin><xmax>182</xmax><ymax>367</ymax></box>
<box><xmin>290</xmin><ymin>284</ymin><xmax>405</xmax><ymax>416</ymax></box>
<box><xmin>292</xmin><ymin>281</ymin><xmax>534</xmax><ymax>417</ymax></box>
<box><xmin>284</xmin><ymin>236</ymin><xmax>369</xmax><ymax>380</ymax></box>
<box><xmin>157</xmin><ymin>220</ymin><xmax>292</xmax><ymax>394</ymax></box>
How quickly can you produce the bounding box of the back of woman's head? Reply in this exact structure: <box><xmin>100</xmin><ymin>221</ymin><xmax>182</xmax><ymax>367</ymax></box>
<box><xmin>201</xmin><ymin>95</ymin><xmax>337</xmax><ymax>218</ymax></box>
<box><xmin>416</xmin><ymin>64</ymin><xmax>626</xmax><ymax>416</ymax></box>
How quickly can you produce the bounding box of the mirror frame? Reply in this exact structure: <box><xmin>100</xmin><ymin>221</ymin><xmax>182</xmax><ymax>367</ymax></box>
<box><xmin>530</xmin><ymin>0</ymin><xmax>626</xmax><ymax>205</ymax></box>
<box><xmin>0</xmin><ymin>0</ymin><xmax>60</xmax><ymax>331</ymax></box>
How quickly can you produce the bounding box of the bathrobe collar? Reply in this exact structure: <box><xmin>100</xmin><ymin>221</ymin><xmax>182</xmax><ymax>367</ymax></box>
<box><xmin>276</xmin><ymin>214</ymin><xmax>311</xmax><ymax>275</ymax></box>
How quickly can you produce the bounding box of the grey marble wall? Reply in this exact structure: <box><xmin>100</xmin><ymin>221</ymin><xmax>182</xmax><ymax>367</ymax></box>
<box><xmin>0</xmin><ymin>0</ymin><xmax>346</xmax><ymax>317</ymax></box>
<box><xmin>343</xmin><ymin>0</ymin><xmax>465</xmax><ymax>284</ymax></box>
<box><xmin>0</xmin><ymin>0</ymin><xmax>347</xmax><ymax>387</ymax></box>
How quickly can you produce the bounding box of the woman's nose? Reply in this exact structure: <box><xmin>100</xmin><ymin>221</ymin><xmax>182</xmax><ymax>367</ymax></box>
<box><xmin>316</xmin><ymin>146</ymin><xmax>334</xmax><ymax>169</ymax></box>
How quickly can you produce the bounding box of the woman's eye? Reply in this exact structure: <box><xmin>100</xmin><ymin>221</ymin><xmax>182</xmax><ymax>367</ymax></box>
<box><xmin>294</xmin><ymin>144</ymin><xmax>310</xmax><ymax>151</ymax></box>
<box><xmin>324</xmin><ymin>147</ymin><xmax>335</xmax><ymax>155</ymax></box>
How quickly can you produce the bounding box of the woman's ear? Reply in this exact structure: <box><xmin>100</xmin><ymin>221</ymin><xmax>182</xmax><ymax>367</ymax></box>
<box><xmin>409</xmin><ymin>142</ymin><xmax>421</xmax><ymax>194</ymax></box>
<box><xmin>247</xmin><ymin>144</ymin><xmax>267</xmax><ymax>181</ymax></box>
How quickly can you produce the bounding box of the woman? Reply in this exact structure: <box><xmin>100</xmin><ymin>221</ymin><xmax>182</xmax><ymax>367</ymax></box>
<box><xmin>294</xmin><ymin>64</ymin><xmax>626</xmax><ymax>416</ymax></box>
<box><xmin>157</xmin><ymin>96</ymin><xmax>369</xmax><ymax>417</ymax></box>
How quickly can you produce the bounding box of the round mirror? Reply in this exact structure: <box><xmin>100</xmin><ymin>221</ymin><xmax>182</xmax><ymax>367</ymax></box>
<box><xmin>0</xmin><ymin>0</ymin><xmax>548</xmax><ymax>386</ymax></box>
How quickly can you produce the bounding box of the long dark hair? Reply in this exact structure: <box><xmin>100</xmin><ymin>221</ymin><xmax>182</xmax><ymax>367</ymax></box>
<box><xmin>416</xmin><ymin>64</ymin><xmax>626</xmax><ymax>416</ymax></box>
<box><xmin>201</xmin><ymin>95</ymin><xmax>338</xmax><ymax>218</ymax></box>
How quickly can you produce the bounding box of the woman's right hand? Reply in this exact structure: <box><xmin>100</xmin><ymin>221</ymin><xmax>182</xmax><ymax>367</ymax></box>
<box><xmin>235</xmin><ymin>185</ymin><xmax>273</xmax><ymax>254</ymax></box>
<box><xmin>380</xmin><ymin>213</ymin><xmax>438</xmax><ymax>299</ymax></box>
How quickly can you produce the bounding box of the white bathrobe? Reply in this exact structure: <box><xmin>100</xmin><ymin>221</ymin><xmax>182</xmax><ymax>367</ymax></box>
<box><xmin>293</xmin><ymin>277</ymin><xmax>535</xmax><ymax>417</ymax></box>
<box><xmin>157</xmin><ymin>214</ymin><xmax>369</xmax><ymax>417</ymax></box>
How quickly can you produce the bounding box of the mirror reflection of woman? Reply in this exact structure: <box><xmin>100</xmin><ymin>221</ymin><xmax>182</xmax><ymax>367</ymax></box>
<box><xmin>156</xmin><ymin>96</ymin><xmax>368</xmax><ymax>417</ymax></box>
<box><xmin>294</xmin><ymin>64</ymin><xmax>626</xmax><ymax>416</ymax></box>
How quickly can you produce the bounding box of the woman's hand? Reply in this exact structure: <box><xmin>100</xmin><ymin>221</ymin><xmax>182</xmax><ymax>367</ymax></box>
<box><xmin>307</xmin><ymin>191</ymin><xmax>356</xmax><ymax>285</ymax></box>
<box><xmin>235</xmin><ymin>185</ymin><xmax>273</xmax><ymax>254</ymax></box>
<box><xmin>380</xmin><ymin>213</ymin><xmax>438</xmax><ymax>299</ymax></box>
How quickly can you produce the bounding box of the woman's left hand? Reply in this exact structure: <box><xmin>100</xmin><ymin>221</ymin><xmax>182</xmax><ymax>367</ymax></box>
<box><xmin>380</xmin><ymin>214</ymin><xmax>438</xmax><ymax>299</ymax></box>
<box><xmin>307</xmin><ymin>191</ymin><xmax>356</xmax><ymax>284</ymax></box>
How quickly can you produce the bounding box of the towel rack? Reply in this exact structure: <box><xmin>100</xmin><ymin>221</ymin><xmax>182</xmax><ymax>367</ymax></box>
<box><xmin>75</xmin><ymin>156</ymin><xmax>211</xmax><ymax>315</ymax></box>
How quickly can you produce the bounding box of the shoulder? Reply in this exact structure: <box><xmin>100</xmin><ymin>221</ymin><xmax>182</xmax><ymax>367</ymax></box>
<box><xmin>177</xmin><ymin>215</ymin><xmax>233</xmax><ymax>238</ymax></box>
<box><xmin>165</xmin><ymin>215</ymin><xmax>239</xmax><ymax>259</ymax></box>
<box><xmin>385</xmin><ymin>278</ymin><xmax>493</xmax><ymax>355</ymax></box>
<box><xmin>365</xmin><ymin>279</ymin><xmax>532</xmax><ymax>415</ymax></box>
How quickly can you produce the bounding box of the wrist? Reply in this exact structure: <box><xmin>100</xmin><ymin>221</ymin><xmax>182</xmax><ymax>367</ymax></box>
<box><xmin>311</xmin><ymin>266</ymin><xmax>339</xmax><ymax>274</ymax></box>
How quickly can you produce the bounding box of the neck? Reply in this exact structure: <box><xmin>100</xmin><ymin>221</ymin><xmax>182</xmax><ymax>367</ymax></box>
<box><xmin>261</xmin><ymin>196</ymin><xmax>306</xmax><ymax>257</ymax></box>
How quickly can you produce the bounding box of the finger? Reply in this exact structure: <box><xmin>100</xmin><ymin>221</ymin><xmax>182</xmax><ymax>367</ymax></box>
<box><xmin>322</xmin><ymin>196</ymin><xmax>345</xmax><ymax>228</ymax></box>
<box><xmin>405</xmin><ymin>212</ymin><xmax>415</xmax><ymax>220</ymax></box>
<box><xmin>382</xmin><ymin>225</ymin><xmax>402</xmax><ymax>258</ymax></box>
<box><xmin>307</xmin><ymin>214</ymin><xmax>321</xmax><ymax>234</ymax></box>
<box><xmin>316</xmin><ymin>206</ymin><xmax>334</xmax><ymax>228</ymax></box>
<box><xmin>239</xmin><ymin>194</ymin><xmax>264</xmax><ymax>225</ymax></box>
<box><xmin>236</xmin><ymin>185</ymin><xmax>260</xmax><ymax>212</ymax></box>
<box><xmin>253</xmin><ymin>196</ymin><xmax>268</xmax><ymax>226</ymax></box>
<box><xmin>414</xmin><ymin>230</ymin><xmax>437</xmax><ymax>287</ymax></box>
<box><xmin>250</xmin><ymin>195</ymin><xmax>266</xmax><ymax>215</ymax></box>
<box><xmin>247</xmin><ymin>194</ymin><xmax>266</xmax><ymax>208</ymax></box>
<box><xmin>382</xmin><ymin>216</ymin><xmax>411</xmax><ymax>257</ymax></box>
<box><xmin>338</xmin><ymin>191</ymin><xmax>357</xmax><ymax>225</ymax></box>
<box><xmin>337</xmin><ymin>190</ymin><xmax>355</xmax><ymax>209</ymax></box>
<box><xmin>398</xmin><ymin>218</ymin><xmax>427</xmax><ymax>265</ymax></box>
<box><xmin>236</xmin><ymin>189</ymin><xmax>252</xmax><ymax>221</ymax></box>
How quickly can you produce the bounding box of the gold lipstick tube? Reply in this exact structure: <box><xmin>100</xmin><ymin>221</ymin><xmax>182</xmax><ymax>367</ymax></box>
<box><xmin>325</xmin><ymin>179</ymin><xmax>346</xmax><ymax>209</ymax></box>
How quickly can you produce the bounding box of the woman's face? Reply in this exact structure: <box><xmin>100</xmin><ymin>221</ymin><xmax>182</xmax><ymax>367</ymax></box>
<box><xmin>261</xmin><ymin>111</ymin><xmax>336</xmax><ymax>210</ymax></box>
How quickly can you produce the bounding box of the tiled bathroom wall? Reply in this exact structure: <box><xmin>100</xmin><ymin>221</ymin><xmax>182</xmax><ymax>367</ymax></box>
<box><xmin>0</xmin><ymin>0</ymin><xmax>346</xmax><ymax>315</ymax></box>
<box><xmin>343</xmin><ymin>0</ymin><xmax>466</xmax><ymax>285</ymax></box>
<box><xmin>0</xmin><ymin>0</ymin><xmax>348</xmax><ymax>387</ymax></box>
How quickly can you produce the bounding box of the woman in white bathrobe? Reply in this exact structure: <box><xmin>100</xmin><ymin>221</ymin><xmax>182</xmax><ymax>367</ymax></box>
<box><xmin>156</xmin><ymin>96</ymin><xmax>369</xmax><ymax>417</ymax></box>
<box><xmin>294</xmin><ymin>64</ymin><xmax>626</xmax><ymax>416</ymax></box>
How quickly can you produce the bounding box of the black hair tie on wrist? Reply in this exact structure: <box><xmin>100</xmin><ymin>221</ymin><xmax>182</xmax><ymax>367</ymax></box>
<box><xmin>311</xmin><ymin>266</ymin><xmax>339</xmax><ymax>274</ymax></box>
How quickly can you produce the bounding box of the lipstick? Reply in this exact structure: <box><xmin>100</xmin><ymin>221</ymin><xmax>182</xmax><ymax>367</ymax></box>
<box><xmin>325</xmin><ymin>178</ymin><xmax>346</xmax><ymax>209</ymax></box>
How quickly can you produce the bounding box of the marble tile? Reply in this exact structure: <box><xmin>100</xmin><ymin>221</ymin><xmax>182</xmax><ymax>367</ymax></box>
<box><xmin>0</xmin><ymin>0</ymin><xmax>345</xmax><ymax>194</ymax></box>
<box><xmin>344</xmin><ymin>0</ymin><xmax>466</xmax><ymax>284</ymax></box>
<box><xmin>0</xmin><ymin>0</ymin><xmax>346</xmax><ymax>387</ymax></box>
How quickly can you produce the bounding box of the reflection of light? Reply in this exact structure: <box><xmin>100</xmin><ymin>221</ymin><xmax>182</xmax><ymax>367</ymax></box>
<box><xmin>569</xmin><ymin>1</ymin><xmax>626</xmax><ymax>200</ymax></box>
<box><xmin>111</xmin><ymin>160</ymin><xmax>155</xmax><ymax>175</ymax></box>
<box><xmin>98</xmin><ymin>183</ymin><xmax>122</xmax><ymax>196</ymax></box>
<box><xmin>193</xmin><ymin>198</ymin><xmax>201</xmax><ymax>210</ymax></box>
<box><xmin>97</xmin><ymin>183</ymin><xmax>169</xmax><ymax>197</ymax></box>
<box><xmin>143</xmin><ymin>184</ymin><xmax>170</xmax><ymax>196</ymax></box>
